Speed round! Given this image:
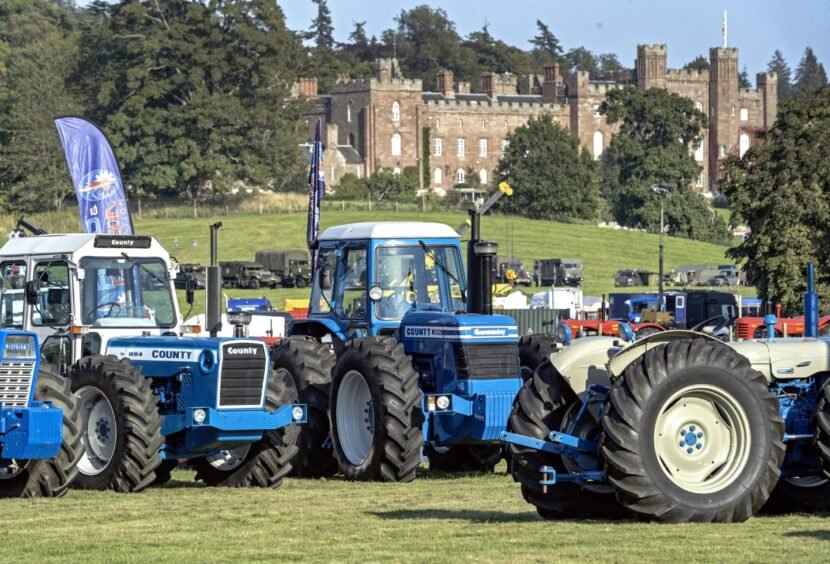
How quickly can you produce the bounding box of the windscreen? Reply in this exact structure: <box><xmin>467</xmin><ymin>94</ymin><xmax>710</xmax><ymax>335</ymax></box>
<box><xmin>79</xmin><ymin>257</ymin><xmax>175</xmax><ymax>328</ymax></box>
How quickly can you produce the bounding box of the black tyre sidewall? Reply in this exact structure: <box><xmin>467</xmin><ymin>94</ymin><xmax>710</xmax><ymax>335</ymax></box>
<box><xmin>635</xmin><ymin>365</ymin><xmax>777</xmax><ymax>513</ymax></box>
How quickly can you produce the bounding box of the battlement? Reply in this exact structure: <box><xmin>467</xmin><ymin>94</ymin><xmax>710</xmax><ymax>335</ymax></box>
<box><xmin>638</xmin><ymin>44</ymin><xmax>667</xmax><ymax>54</ymax></box>
<box><xmin>584</xmin><ymin>81</ymin><xmax>621</xmax><ymax>95</ymax></box>
<box><xmin>330</xmin><ymin>77</ymin><xmax>423</xmax><ymax>94</ymax></box>
<box><xmin>739</xmin><ymin>88</ymin><xmax>762</xmax><ymax>101</ymax></box>
<box><xmin>666</xmin><ymin>68</ymin><xmax>710</xmax><ymax>82</ymax></box>
<box><xmin>710</xmin><ymin>47</ymin><xmax>739</xmax><ymax>58</ymax></box>
<box><xmin>424</xmin><ymin>98</ymin><xmax>568</xmax><ymax>114</ymax></box>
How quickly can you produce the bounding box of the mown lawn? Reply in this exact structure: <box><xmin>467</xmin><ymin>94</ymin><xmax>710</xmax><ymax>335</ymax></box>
<box><xmin>1</xmin><ymin>465</ymin><xmax>827</xmax><ymax>562</ymax></box>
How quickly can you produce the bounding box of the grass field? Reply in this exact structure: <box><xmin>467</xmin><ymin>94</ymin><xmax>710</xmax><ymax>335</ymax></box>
<box><xmin>1</xmin><ymin>466</ymin><xmax>827</xmax><ymax>562</ymax></box>
<box><xmin>10</xmin><ymin>207</ymin><xmax>745</xmax><ymax>317</ymax></box>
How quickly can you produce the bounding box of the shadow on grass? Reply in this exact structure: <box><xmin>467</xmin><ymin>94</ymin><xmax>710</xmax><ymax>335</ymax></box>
<box><xmin>369</xmin><ymin>508</ymin><xmax>540</xmax><ymax>523</ymax></box>
<box><xmin>783</xmin><ymin>530</ymin><xmax>830</xmax><ymax>541</ymax></box>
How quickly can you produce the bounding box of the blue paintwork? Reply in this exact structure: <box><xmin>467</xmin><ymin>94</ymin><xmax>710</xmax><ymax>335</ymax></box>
<box><xmin>105</xmin><ymin>335</ymin><xmax>304</xmax><ymax>461</ymax></box>
<box><xmin>764</xmin><ymin>313</ymin><xmax>779</xmax><ymax>339</ymax></box>
<box><xmin>805</xmin><ymin>263</ymin><xmax>819</xmax><ymax>338</ymax></box>
<box><xmin>0</xmin><ymin>330</ymin><xmax>64</xmax><ymax>463</ymax></box>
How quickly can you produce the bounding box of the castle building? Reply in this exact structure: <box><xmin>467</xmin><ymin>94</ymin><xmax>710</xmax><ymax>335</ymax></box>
<box><xmin>297</xmin><ymin>44</ymin><xmax>776</xmax><ymax>194</ymax></box>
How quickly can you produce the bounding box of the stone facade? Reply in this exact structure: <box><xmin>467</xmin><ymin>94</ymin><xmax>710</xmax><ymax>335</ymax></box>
<box><xmin>299</xmin><ymin>43</ymin><xmax>777</xmax><ymax>193</ymax></box>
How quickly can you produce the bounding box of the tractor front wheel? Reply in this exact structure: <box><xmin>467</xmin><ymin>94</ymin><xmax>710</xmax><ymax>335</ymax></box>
<box><xmin>191</xmin><ymin>367</ymin><xmax>300</xmax><ymax>488</ymax></box>
<box><xmin>602</xmin><ymin>339</ymin><xmax>785</xmax><ymax>523</ymax></box>
<box><xmin>271</xmin><ymin>336</ymin><xmax>338</xmax><ymax>478</ymax></box>
<box><xmin>508</xmin><ymin>360</ymin><xmax>621</xmax><ymax>519</ymax></box>
<box><xmin>330</xmin><ymin>337</ymin><xmax>424</xmax><ymax>482</ymax></box>
<box><xmin>69</xmin><ymin>356</ymin><xmax>164</xmax><ymax>493</ymax></box>
<box><xmin>0</xmin><ymin>365</ymin><xmax>82</xmax><ymax>498</ymax></box>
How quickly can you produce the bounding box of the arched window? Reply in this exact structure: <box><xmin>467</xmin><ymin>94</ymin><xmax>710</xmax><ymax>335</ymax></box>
<box><xmin>740</xmin><ymin>108</ymin><xmax>748</xmax><ymax>121</ymax></box>
<box><xmin>694</xmin><ymin>142</ymin><xmax>704</xmax><ymax>162</ymax></box>
<box><xmin>739</xmin><ymin>133</ymin><xmax>750</xmax><ymax>158</ymax></box>
<box><xmin>459</xmin><ymin>118</ymin><xmax>464</xmax><ymax>129</ymax></box>
<box><xmin>434</xmin><ymin>168</ymin><xmax>443</xmax><ymax>184</ymax></box>
<box><xmin>392</xmin><ymin>101</ymin><xmax>400</xmax><ymax>122</ymax></box>
<box><xmin>592</xmin><ymin>131</ymin><xmax>603</xmax><ymax>159</ymax></box>
<box><xmin>456</xmin><ymin>168</ymin><xmax>466</xmax><ymax>184</ymax></box>
<box><xmin>479</xmin><ymin>169</ymin><xmax>488</xmax><ymax>185</ymax></box>
<box><xmin>695</xmin><ymin>100</ymin><xmax>703</xmax><ymax>113</ymax></box>
<box><xmin>391</xmin><ymin>133</ymin><xmax>401</xmax><ymax>156</ymax></box>
<box><xmin>347</xmin><ymin>101</ymin><xmax>355</xmax><ymax>123</ymax></box>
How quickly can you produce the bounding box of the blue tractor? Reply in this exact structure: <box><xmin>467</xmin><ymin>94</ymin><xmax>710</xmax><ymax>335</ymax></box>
<box><xmin>0</xmin><ymin>229</ymin><xmax>306</xmax><ymax>492</ymax></box>
<box><xmin>274</xmin><ymin>215</ymin><xmax>545</xmax><ymax>481</ymax></box>
<box><xmin>0</xmin><ymin>330</ymin><xmax>81</xmax><ymax>497</ymax></box>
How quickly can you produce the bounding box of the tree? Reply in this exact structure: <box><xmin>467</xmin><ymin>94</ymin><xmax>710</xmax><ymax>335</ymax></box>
<box><xmin>0</xmin><ymin>0</ymin><xmax>84</xmax><ymax>211</ymax></box>
<box><xmin>77</xmin><ymin>0</ymin><xmax>309</xmax><ymax>202</ymax></box>
<box><xmin>308</xmin><ymin>0</ymin><xmax>334</xmax><ymax>50</ymax></box>
<box><xmin>597</xmin><ymin>53</ymin><xmax>624</xmax><ymax>75</ymax></box>
<box><xmin>495</xmin><ymin>114</ymin><xmax>600</xmax><ymax>222</ymax></box>
<box><xmin>529</xmin><ymin>20</ymin><xmax>562</xmax><ymax>67</ymax></box>
<box><xmin>463</xmin><ymin>23</ymin><xmax>533</xmax><ymax>79</ymax></box>
<box><xmin>383</xmin><ymin>6</ymin><xmax>475</xmax><ymax>85</ymax></box>
<box><xmin>739</xmin><ymin>66</ymin><xmax>752</xmax><ymax>89</ymax></box>
<box><xmin>564</xmin><ymin>46</ymin><xmax>598</xmax><ymax>78</ymax></box>
<box><xmin>720</xmin><ymin>87</ymin><xmax>830</xmax><ymax>314</ymax></box>
<box><xmin>684</xmin><ymin>55</ymin><xmax>710</xmax><ymax>72</ymax></box>
<box><xmin>767</xmin><ymin>50</ymin><xmax>794</xmax><ymax>100</ymax></box>
<box><xmin>599</xmin><ymin>87</ymin><xmax>729</xmax><ymax>243</ymax></box>
<box><xmin>794</xmin><ymin>47</ymin><xmax>828</xmax><ymax>97</ymax></box>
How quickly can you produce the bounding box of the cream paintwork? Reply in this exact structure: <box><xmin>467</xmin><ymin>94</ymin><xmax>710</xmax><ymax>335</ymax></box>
<box><xmin>551</xmin><ymin>329</ymin><xmax>830</xmax><ymax>402</ymax></box>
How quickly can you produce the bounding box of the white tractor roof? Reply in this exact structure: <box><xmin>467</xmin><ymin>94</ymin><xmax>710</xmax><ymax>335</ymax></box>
<box><xmin>319</xmin><ymin>222</ymin><xmax>459</xmax><ymax>241</ymax></box>
<box><xmin>0</xmin><ymin>233</ymin><xmax>169</xmax><ymax>260</ymax></box>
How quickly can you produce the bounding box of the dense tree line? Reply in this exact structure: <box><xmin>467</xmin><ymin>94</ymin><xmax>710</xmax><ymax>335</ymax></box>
<box><xmin>0</xmin><ymin>0</ymin><xmax>825</xmax><ymax>250</ymax></box>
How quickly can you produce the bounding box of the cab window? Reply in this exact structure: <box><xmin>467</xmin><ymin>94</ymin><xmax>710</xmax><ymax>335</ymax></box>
<box><xmin>0</xmin><ymin>261</ymin><xmax>26</xmax><ymax>328</ymax></box>
<box><xmin>310</xmin><ymin>248</ymin><xmax>335</xmax><ymax>315</ymax></box>
<box><xmin>336</xmin><ymin>246</ymin><xmax>367</xmax><ymax>319</ymax></box>
<box><xmin>32</xmin><ymin>261</ymin><xmax>71</xmax><ymax>326</ymax></box>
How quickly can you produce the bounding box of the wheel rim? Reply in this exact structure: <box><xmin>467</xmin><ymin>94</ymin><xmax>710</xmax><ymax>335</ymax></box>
<box><xmin>76</xmin><ymin>386</ymin><xmax>118</xmax><ymax>476</ymax></box>
<box><xmin>336</xmin><ymin>369</ymin><xmax>375</xmax><ymax>466</ymax></box>
<box><xmin>0</xmin><ymin>459</ymin><xmax>27</xmax><ymax>480</ymax></box>
<box><xmin>784</xmin><ymin>474</ymin><xmax>828</xmax><ymax>488</ymax></box>
<box><xmin>652</xmin><ymin>384</ymin><xmax>752</xmax><ymax>494</ymax></box>
<box><xmin>205</xmin><ymin>445</ymin><xmax>251</xmax><ymax>471</ymax></box>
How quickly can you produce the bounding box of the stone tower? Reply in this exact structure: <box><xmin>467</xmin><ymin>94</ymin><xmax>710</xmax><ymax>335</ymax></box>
<box><xmin>709</xmin><ymin>47</ymin><xmax>739</xmax><ymax>185</ymax></box>
<box><xmin>756</xmin><ymin>72</ymin><xmax>778</xmax><ymax>129</ymax></box>
<box><xmin>636</xmin><ymin>44</ymin><xmax>667</xmax><ymax>90</ymax></box>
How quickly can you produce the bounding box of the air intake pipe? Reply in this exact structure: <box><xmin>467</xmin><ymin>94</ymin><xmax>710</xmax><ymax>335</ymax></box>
<box><xmin>474</xmin><ymin>241</ymin><xmax>499</xmax><ymax>316</ymax></box>
<box><xmin>805</xmin><ymin>263</ymin><xmax>819</xmax><ymax>338</ymax></box>
<box><xmin>206</xmin><ymin>222</ymin><xmax>223</xmax><ymax>337</ymax></box>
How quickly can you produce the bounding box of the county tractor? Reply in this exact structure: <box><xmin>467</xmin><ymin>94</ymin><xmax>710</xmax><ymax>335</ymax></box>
<box><xmin>0</xmin><ymin>231</ymin><xmax>305</xmax><ymax>492</ymax></box>
<box><xmin>504</xmin><ymin>265</ymin><xmax>830</xmax><ymax>522</ymax></box>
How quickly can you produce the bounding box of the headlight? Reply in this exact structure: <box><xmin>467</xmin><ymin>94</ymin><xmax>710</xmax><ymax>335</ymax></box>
<box><xmin>292</xmin><ymin>406</ymin><xmax>305</xmax><ymax>421</ymax></box>
<box><xmin>436</xmin><ymin>395</ymin><xmax>450</xmax><ymax>410</ymax></box>
<box><xmin>193</xmin><ymin>409</ymin><xmax>206</xmax><ymax>424</ymax></box>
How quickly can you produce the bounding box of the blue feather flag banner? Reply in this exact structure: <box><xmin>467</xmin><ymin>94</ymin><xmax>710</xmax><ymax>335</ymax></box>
<box><xmin>307</xmin><ymin>119</ymin><xmax>325</xmax><ymax>273</ymax></box>
<box><xmin>54</xmin><ymin>117</ymin><xmax>133</xmax><ymax>235</ymax></box>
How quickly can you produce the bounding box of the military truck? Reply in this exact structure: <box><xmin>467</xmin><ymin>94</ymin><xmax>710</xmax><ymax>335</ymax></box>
<box><xmin>220</xmin><ymin>261</ymin><xmax>279</xmax><ymax>289</ymax></box>
<box><xmin>534</xmin><ymin>258</ymin><xmax>584</xmax><ymax>287</ymax></box>
<box><xmin>614</xmin><ymin>269</ymin><xmax>653</xmax><ymax>287</ymax></box>
<box><xmin>497</xmin><ymin>257</ymin><xmax>533</xmax><ymax>286</ymax></box>
<box><xmin>174</xmin><ymin>263</ymin><xmax>205</xmax><ymax>290</ymax></box>
<box><xmin>254</xmin><ymin>249</ymin><xmax>312</xmax><ymax>288</ymax></box>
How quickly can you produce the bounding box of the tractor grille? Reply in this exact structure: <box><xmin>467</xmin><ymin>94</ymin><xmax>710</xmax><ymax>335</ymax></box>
<box><xmin>454</xmin><ymin>343</ymin><xmax>520</xmax><ymax>380</ymax></box>
<box><xmin>218</xmin><ymin>343</ymin><xmax>267</xmax><ymax>408</ymax></box>
<box><xmin>0</xmin><ymin>360</ymin><xmax>35</xmax><ymax>408</ymax></box>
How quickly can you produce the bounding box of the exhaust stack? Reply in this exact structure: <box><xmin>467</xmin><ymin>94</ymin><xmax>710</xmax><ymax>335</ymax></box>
<box><xmin>206</xmin><ymin>222</ymin><xmax>223</xmax><ymax>337</ymax></box>
<box><xmin>805</xmin><ymin>263</ymin><xmax>819</xmax><ymax>338</ymax></box>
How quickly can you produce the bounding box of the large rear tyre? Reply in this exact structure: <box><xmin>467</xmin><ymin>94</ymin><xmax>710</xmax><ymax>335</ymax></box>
<box><xmin>272</xmin><ymin>336</ymin><xmax>337</xmax><ymax>478</ymax></box>
<box><xmin>602</xmin><ymin>339</ymin><xmax>785</xmax><ymax>523</ymax></box>
<box><xmin>508</xmin><ymin>360</ymin><xmax>621</xmax><ymax>519</ymax></box>
<box><xmin>0</xmin><ymin>365</ymin><xmax>82</xmax><ymax>498</ymax></box>
<box><xmin>425</xmin><ymin>444</ymin><xmax>502</xmax><ymax>473</ymax></box>
<box><xmin>763</xmin><ymin>477</ymin><xmax>830</xmax><ymax>514</ymax></box>
<box><xmin>192</xmin><ymin>368</ymin><xmax>300</xmax><ymax>488</ymax></box>
<box><xmin>69</xmin><ymin>356</ymin><xmax>164</xmax><ymax>493</ymax></box>
<box><xmin>330</xmin><ymin>337</ymin><xmax>424</xmax><ymax>482</ymax></box>
<box><xmin>518</xmin><ymin>335</ymin><xmax>558</xmax><ymax>381</ymax></box>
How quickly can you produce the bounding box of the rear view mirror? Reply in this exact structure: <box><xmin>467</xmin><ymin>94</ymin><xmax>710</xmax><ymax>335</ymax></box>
<box><xmin>25</xmin><ymin>280</ymin><xmax>40</xmax><ymax>305</ymax></box>
<box><xmin>186</xmin><ymin>283</ymin><xmax>195</xmax><ymax>306</ymax></box>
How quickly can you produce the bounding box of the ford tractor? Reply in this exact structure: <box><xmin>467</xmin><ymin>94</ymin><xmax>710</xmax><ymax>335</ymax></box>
<box><xmin>0</xmin><ymin>330</ymin><xmax>81</xmax><ymax>497</ymax></box>
<box><xmin>0</xmin><ymin>232</ymin><xmax>305</xmax><ymax>492</ymax></box>
<box><xmin>503</xmin><ymin>264</ymin><xmax>830</xmax><ymax>523</ymax></box>
<box><xmin>274</xmin><ymin>211</ymin><xmax>555</xmax><ymax>481</ymax></box>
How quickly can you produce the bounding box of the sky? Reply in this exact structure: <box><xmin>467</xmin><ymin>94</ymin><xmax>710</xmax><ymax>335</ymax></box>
<box><xmin>281</xmin><ymin>0</ymin><xmax>830</xmax><ymax>80</ymax></box>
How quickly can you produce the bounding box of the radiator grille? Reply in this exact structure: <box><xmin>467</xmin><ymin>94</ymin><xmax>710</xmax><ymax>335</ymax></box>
<box><xmin>218</xmin><ymin>343</ymin><xmax>267</xmax><ymax>408</ymax></box>
<box><xmin>454</xmin><ymin>343</ymin><xmax>519</xmax><ymax>380</ymax></box>
<box><xmin>0</xmin><ymin>360</ymin><xmax>35</xmax><ymax>408</ymax></box>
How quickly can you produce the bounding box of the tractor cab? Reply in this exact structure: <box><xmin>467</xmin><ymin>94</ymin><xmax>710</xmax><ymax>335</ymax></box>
<box><xmin>305</xmin><ymin>222</ymin><xmax>466</xmax><ymax>344</ymax></box>
<box><xmin>0</xmin><ymin>234</ymin><xmax>183</xmax><ymax>374</ymax></box>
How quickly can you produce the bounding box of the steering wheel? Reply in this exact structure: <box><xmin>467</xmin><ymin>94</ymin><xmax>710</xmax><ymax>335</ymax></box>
<box><xmin>95</xmin><ymin>301</ymin><xmax>122</xmax><ymax>319</ymax></box>
<box><xmin>691</xmin><ymin>315</ymin><xmax>731</xmax><ymax>335</ymax></box>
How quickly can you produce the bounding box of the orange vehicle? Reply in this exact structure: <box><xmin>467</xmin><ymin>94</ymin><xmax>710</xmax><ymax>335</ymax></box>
<box><xmin>735</xmin><ymin>314</ymin><xmax>830</xmax><ymax>339</ymax></box>
<box><xmin>563</xmin><ymin>319</ymin><xmax>666</xmax><ymax>339</ymax></box>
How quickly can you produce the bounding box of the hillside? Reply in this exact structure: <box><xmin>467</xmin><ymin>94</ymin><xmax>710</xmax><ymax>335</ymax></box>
<box><xmin>1</xmin><ymin>208</ymin><xmax>749</xmax><ymax>316</ymax></box>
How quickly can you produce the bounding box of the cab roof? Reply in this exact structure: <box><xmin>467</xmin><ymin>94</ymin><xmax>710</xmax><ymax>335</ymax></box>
<box><xmin>0</xmin><ymin>233</ymin><xmax>168</xmax><ymax>259</ymax></box>
<box><xmin>319</xmin><ymin>222</ymin><xmax>459</xmax><ymax>241</ymax></box>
